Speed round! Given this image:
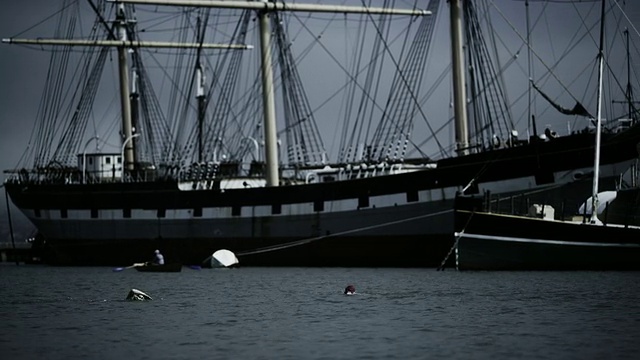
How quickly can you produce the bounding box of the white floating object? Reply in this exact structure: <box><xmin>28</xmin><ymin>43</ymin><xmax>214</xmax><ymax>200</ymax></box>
<box><xmin>126</xmin><ymin>288</ymin><xmax>153</xmax><ymax>301</ymax></box>
<box><xmin>210</xmin><ymin>249</ymin><xmax>239</xmax><ymax>268</ymax></box>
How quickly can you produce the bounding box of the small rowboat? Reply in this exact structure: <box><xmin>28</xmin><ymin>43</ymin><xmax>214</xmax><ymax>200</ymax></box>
<box><xmin>134</xmin><ymin>263</ymin><xmax>182</xmax><ymax>272</ymax></box>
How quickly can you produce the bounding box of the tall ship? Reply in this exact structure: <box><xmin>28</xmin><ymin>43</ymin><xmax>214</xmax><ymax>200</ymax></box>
<box><xmin>2</xmin><ymin>0</ymin><xmax>640</xmax><ymax>266</ymax></box>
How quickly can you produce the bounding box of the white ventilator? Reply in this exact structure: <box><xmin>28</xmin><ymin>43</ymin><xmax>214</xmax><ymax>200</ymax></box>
<box><xmin>210</xmin><ymin>249</ymin><xmax>239</xmax><ymax>268</ymax></box>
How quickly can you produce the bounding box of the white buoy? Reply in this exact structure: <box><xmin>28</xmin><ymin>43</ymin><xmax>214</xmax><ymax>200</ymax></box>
<box><xmin>210</xmin><ymin>249</ymin><xmax>239</xmax><ymax>268</ymax></box>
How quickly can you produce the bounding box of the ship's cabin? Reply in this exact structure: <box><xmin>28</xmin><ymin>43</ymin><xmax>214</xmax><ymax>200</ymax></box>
<box><xmin>77</xmin><ymin>153</ymin><xmax>122</xmax><ymax>181</ymax></box>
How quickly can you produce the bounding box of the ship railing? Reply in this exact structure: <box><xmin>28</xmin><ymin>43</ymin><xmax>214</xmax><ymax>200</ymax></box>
<box><xmin>296</xmin><ymin>161</ymin><xmax>436</xmax><ymax>184</ymax></box>
<box><xmin>479</xmin><ymin>190</ymin><xmax>634</xmax><ymax>227</ymax></box>
<box><xmin>612</xmin><ymin>118</ymin><xmax>633</xmax><ymax>133</ymax></box>
<box><xmin>3</xmin><ymin>165</ymin><xmax>166</xmax><ymax>185</ymax></box>
<box><xmin>3</xmin><ymin>159</ymin><xmax>437</xmax><ymax>186</ymax></box>
<box><xmin>3</xmin><ymin>167</ymin><xmax>81</xmax><ymax>185</ymax></box>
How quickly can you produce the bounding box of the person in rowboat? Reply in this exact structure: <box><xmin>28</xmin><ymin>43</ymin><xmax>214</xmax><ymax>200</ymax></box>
<box><xmin>147</xmin><ymin>249</ymin><xmax>164</xmax><ymax>266</ymax></box>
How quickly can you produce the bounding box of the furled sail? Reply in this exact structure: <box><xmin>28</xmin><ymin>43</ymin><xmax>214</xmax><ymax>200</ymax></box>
<box><xmin>531</xmin><ymin>81</ymin><xmax>593</xmax><ymax>118</ymax></box>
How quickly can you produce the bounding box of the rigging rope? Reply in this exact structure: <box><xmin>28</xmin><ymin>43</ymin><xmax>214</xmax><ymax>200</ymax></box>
<box><xmin>237</xmin><ymin>209</ymin><xmax>454</xmax><ymax>257</ymax></box>
<box><xmin>273</xmin><ymin>11</ymin><xmax>327</xmax><ymax>166</ymax></box>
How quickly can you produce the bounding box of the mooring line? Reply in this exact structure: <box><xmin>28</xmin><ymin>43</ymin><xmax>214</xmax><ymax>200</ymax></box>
<box><xmin>237</xmin><ymin>209</ymin><xmax>454</xmax><ymax>257</ymax></box>
<box><xmin>436</xmin><ymin>210</ymin><xmax>474</xmax><ymax>271</ymax></box>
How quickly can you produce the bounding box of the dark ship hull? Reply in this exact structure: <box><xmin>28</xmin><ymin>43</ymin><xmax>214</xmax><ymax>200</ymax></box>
<box><xmin>7</xmin><ymin>125</ymin><xmax>640</xmax><ymax>267</ymax></box>
<box><xmin>453</xmin><ymin>209</ymin><xmax>640</xmax><ymax>271</ymax></box>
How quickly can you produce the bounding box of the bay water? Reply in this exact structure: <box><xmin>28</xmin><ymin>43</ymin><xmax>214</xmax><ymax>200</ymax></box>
<box><xmin>1</xmin><ymin>265</ymin><xmax>639</xmax><ymax>359</ymax></box>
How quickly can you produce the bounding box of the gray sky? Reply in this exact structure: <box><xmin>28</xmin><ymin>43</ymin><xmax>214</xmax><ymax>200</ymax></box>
<box><xmin>1</xmin><ymin>0</ymin><xmax>639</xmax><ymax>231</ymax></box>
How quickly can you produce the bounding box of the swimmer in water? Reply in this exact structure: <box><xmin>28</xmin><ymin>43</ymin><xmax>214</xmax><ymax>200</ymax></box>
<box><xmin>344</xmin><ymin>284</ymin><xmax>356</xmax><ymax>295</ymax></box>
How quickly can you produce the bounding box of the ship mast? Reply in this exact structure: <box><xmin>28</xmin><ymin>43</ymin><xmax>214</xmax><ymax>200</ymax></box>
<box><xmin>624</xmin><ymin>28</ymin><xmax>635</xmax><ymax>125</ymax></box>
<box><xmin>196</xmin><ymin>63</ymin><xmax>206</xmax><ymax>163</ymax></box>
<box><xmin>612</xmin><ymin>28</ymin><xmax>638</xmax><ymax>187</ymax></box>
<box><xmin>115</xmin><ymin>3</ymin><xmax>136</xmax><ymax>172</ymax></box>
<box><xmin>450</xmin><ymin>0</ymin><xmax>469</xmax><ymax>156</ymax></box>
<box><xmin>196</xmin><ymin>16</ymin><xmax>206</xmax><ymax>164</ymax></box>
<box><xmin>590</xmin><ymin>0</ymin><xmax>606</xmax><ymax>225</ymax></box>
<box><xmin>114</xmin><ymin>0</ymin><xmax>430</xmax><ymax>187</ymax></box>
<box><xmin>612</xmin><ymin>28</ymin><xmax>638</xmax><ymax>125</ymax></box>
<box><xmin>258</xmin><ymin>1</ymin><xmax>279</xmax><ymax>187</ymax></box>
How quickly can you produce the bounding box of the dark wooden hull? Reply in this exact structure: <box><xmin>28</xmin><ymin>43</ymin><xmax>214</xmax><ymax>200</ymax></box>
<box><xmin>454</xmin><ymin>210</ymin><xmax>640</xmax><ymax>270</ymax></box>
<box><xmin>134</xmin><ymin>263</ymin><xmax>182</xmax><ymax>272</ymax></box>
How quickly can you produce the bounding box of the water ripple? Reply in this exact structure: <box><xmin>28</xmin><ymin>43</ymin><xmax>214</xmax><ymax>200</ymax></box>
<box><xmin>1</xmin><ymin>267</ymin><xmax>640</xmax><ymax>359</ymax></box>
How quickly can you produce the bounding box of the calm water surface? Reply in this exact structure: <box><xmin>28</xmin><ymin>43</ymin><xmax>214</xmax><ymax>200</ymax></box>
<box><xmin>1</xmin><ymin>265</ymin><xmax>639</xmax><ymax>359</ymax></box>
